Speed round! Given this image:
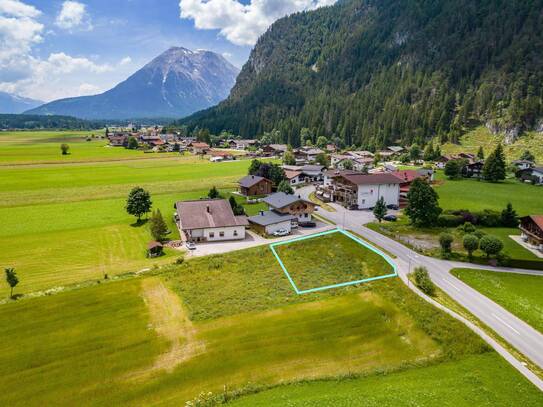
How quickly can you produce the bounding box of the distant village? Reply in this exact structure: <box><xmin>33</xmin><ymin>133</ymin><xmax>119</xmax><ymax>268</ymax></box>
<box><xmin>107</xmin><ymin>124</ymin><xmax>541</xmax><ymax>256</ymax></box>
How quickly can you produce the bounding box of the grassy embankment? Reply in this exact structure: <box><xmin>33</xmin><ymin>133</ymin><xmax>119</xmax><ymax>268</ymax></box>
<box><xmin>3</xmin><ymin>234</ymin><xmax>541</xmax><ymax>405</ymax></box>
<box><xmin>0</xmin><ymin>131</ymin><xmax>259</xmax><ymax>296</ymax></box>
<box><xmin>451</xmin><ymin>268</ymin><xmax>543</xmax><ymax>333</ymax></box>
<box><xmin>441</xmin><ymin>126</ymin><xmax>543</xmax><ymax>163</ymax></box>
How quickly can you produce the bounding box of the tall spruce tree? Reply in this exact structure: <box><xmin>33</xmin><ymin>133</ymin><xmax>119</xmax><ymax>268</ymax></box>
<box><xmin>482</xmin><ymin>144</ymin><xmax>506</xmax><ymax>182</ymax></box>
<box><xmin>373</xmin><ymin>196</ymin><xmax>387</xmax><ymax>223</ymax></box>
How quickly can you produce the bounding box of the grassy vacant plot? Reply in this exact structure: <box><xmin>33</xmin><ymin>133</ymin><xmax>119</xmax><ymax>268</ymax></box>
<box><xmin>1</xmin><ymin>240</ymin><xmax>513</xmax><ymax>406</ymax></box>
<box><xmin>0</xmin><ymin>130</ymin><xmax>263</xmax><ymax>297</ymax></box>
<box><xmin>229</xmin><ymin>353</ymin><xmax>542</xmax><ymax>406</ymax></box>
<box><xmin>441</xmin><ymin>126</ymin><xmax>543</xmax><ymax>163</ymax></box>
<box><xmin>451</xmin><ymin>268</ymin><xmax>543</xmax><ymax>333</ymax></box>
<box><xmin>272</xmin><ymin>230</ymin><xmax>395</xmax><ymax>292</ymax></box>
<box><xmin>434</xmin><ymin>171</ymin><xmax>543</xmax><ymax>216</ymax></box>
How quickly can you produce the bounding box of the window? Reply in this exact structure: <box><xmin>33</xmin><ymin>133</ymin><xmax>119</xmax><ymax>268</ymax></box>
<box><xmin>233</xmin><ymin>230</ymin><xmax>238</xmax><ymax>236</ymax></box>
<box><xmin>209</xmin><ymin>232</ymin><xmax>215</xmax><ymax>238</ymax></box>
<box><xmin>219</xmin><ymin>231</ymin><xmax>225</xmax><ymax>237</ymax></box>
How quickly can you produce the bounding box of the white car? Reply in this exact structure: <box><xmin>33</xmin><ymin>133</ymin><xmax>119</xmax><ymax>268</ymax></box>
<box><xmin>185</xmin><ymin>241</ymin><xmax>196</xmax><ymax>250</ymax></box>
<box><xmin>273</xmin><ymin>229</ymin><xmax>290</xmax><ymax>237</ymax></box>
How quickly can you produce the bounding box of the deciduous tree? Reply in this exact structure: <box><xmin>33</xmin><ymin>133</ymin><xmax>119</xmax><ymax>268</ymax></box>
<box><xmin>277</xmin><ymin>180</ymin><xmax>294</xmax><ymax>194</ymax></box>
<box><xmin>125</xmin><ymin>187</ymin><xmax>152</xmax><ymax>221</ymax></box>
<box><xmin>463</xmin><ymin>234</ymin><xmax>479</xmax><ymax>260</ymax></box>
<box><xmin>479</xmin><ymin>235</ymin><xmax>504</xmax><ymax>258</ymax></box>
<box><xmin>405</xmin><ymin>178</ymin><xmax>442</xmax><ymax>227</ymax></box>
<box><xmin>4</xmin><ymin>267</ymin><xmax>18</xmax><ymax>298</ymax></box>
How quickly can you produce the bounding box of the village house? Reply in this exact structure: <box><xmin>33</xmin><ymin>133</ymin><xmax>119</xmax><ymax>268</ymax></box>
<box><xmin>319</xmin><ymin>170</ymin><xmax>401</xmax><ymax>209</ymax></box>
<box><xmin>462</xmin><ymin>161</ymin><xmax>484</xmax><ymax>178</ymax></box>
<box><xmin>387</xmin><ymin>146</ymin><xmax>404</xmax><ymax>154</ymax></box>
<box><xmin>512</xmin><ymin>160</ymin><xmax>535</xmax><ymax>171</ymax></box>
<box><xmin>294</xmin><ymin>147</ymin><xmax>324</xmax><ymax>164</ymax></box>
<box><xmin>261</xmin><ymin>144</ymin><xmax>288</xmax><ymax>157</ymax></box>
<box><xmin>174</xmin><ymin>199</ymin><xmax>248</xmax><ymax>242</ymax></box>
<box><xmin>282</xmin><ymin>165</ymin><xmax>325</xmax><ymax>185</ymax></box>
<box><xmin>228</xmin><ymin>139</ymin><xmax>257</xmax><ymax>150</ymax></box>
<box><xmin>331</xmin><ymin>154</ymin><xmax>373</xmax><ymax>172</ymax></box>
<box><xmin>247</xmin><ymin>210</ymin><xmax>296</xmax><ymax>236</ymax></box>
<box><xmin>238</xmin><ymin>175</ymin><xmax>273</xmax><ymax>196</ymax></box>
<box><xmin>325</xmin><ymin>144</ymin><xmax>337</xmax><ymax>153</ymax></box>
<box><xmin>108</xmin><ymin>133</ymin><xmax>128</xmax><ymax>147</ymax></box>
<box><xmin>188</xmin><ymin>141</ymin><xmax>211</xmax><ymax>155</ymax></box>
<box><xmin>517</xmin><ymin>167</ymin><xmax>543</xmax><ymax>185</ymax></box>
<box><xmin>263</xmin><ymin>192</ymin><xmax>316</xmax><ymax>224</ymax></box>
<box><xmin>519</xmin><ymin>215</ymin><xmax>543</xmax><ymax>252</ymax></box>
<box><xmin>390</xmin><ymin>169</ymin><xmax>433</xmax><ymax>208</ymax></box>
<box><xmin>209</xmin><ymin>150</ymin><xmax>235</xmax><ymax>162</ymax></box>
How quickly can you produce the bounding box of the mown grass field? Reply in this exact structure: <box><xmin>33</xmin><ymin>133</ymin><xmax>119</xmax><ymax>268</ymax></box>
<box><xmin>0</xmin><ymin>130</ymin><xmax>177</xmax><ymax>164</ymax></box>
<box><xmin>7</xmin><ymin>239</ymin><xmax>540</xmax><ymax>406</ymax></box>
<box><xmin>0</xmin><ymin>130</ymin><xmax>260</xmax><ymax>297</ymax></box>
<box><xmin>434</xmin><ymin>171</ymin><xmax>543</xmax><ymax>216</ymax></box>
<box><xmin>274</xmin><ymin>231</ymin><xmax>394</xmax><ymax>291</ymax></box>
<box><xmin>228</xmin><ymin>352</ymin><xmax>542</xmax><ymax>406</ymax></box>
<box><xmin>451</xmin><ymin>268</ymin><xmax>543</xmax><ymax>333</ymax></box>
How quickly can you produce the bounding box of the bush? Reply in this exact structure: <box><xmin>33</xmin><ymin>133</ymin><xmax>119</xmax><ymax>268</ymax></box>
<box><xmin>479</xmin><ymin>235</ymin><xmax>504</xmax><ymax>258</ymax></box>
<box><xmin>439</xmin><ymin>233</ymin><xmax>454</xmax><ymax>257</ymax></box>
<box><xmin>475</xmin><ymin>210</ymin><xmax>501</xmax><ymax>227</ymax></box>
<box><xmin>175</xmin><ymin>256</ymin><xmax>185</xmax><ymax>265</ymax></box>
<box><xmin>438</xmin><ymin>214</ymin><xmax>464</xmax><ymax>227</ymax></box>
<box><xmin>462</xmin><ymin>234</ymin><xmax>479</xmax><ymax>260</ymax></box>
<box><xmin>473</xmin><ymin>230</ymin><xmax>486</xmax><ymax>239</ymax></box>
<box><xmin>413</xmin><ymin>266</ymin><xmax>436</xmax><ymax>296</ymax></box>
<box><xmin>457</xmin><ymin>222</ymin><xmax>476</xmax><ymax>234</ymax></box>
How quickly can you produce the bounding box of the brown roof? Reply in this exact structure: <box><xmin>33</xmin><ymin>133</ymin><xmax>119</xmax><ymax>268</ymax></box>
<box><xmin>239</xmin><ymin>175</ymin><xmax>271</xmax><ymax>188</ymax></box>
<box><xmin>147</xmin><ymin>241</ymin><xmax>163</xmax><ymax>249</ymax></box>
<box><xmin>342</xmin><ymin>172</ymin><xmax>403</xmax><ymax>185</ymax></box>
<box><xmin>523</xmin><ymin>215</ymin><xmax>543</xmax><ymax>230</ymax></box>
<box><xmin>391</xmin><ymin>170</ymin><xmax>421</xmax><ymax>183</ymax></box>
<box><xmin>284</xmin><ymin>169</ymin><xmax>302</xmax><ymax>180</ymax></box>
<box><xmin>175</xmin><ymin>199</ymin><xmax>248</xmax><ymax>230</ymax></box>
<box><xmin>190</xmin><ymin>142</ymin><xmax>210</xmax><ymax>148</ymax></box>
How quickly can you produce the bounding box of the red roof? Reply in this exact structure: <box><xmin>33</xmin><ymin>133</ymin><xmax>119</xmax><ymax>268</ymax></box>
<box><xmin>528</xmin><ymin>215</ymin><xmax>543</xmax><ymax>230</ymax></box>
<box><xmin>391</xmin><ymin>170</ymin><xmax>420</xmax><ymax>183</ymax></box>
<box><xmin>342</xmin><ymin>172</ymin><xmax>402</xmax><ymax>185</ymax></box>
<box><xmin>190</xmin><ymin>142</ymin><xmax>210</xmax><ymax>148</ymax></box>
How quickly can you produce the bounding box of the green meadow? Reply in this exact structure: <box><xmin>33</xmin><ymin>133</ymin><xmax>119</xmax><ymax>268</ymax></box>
<box><xmin>273</xmin><ymin>232</ymin><xmax>394</xmax><ymax>291</ymax></box>
<box><xmin>0</xmin><ymin>131</ymin><xmax>258</xmax><ymax>296</ymax></box>
<box><xmin>451</xmin><ymin>268</ymin><xmax>543</xmax><ymax>333</ymax></box>
<box><xmin>0</xmin><ymin>130</ymin><xmax>175</xmax><ymax>164</ymax></box>
<box><xmin>434</xmin><ymin>171</ymin><xmax>543</xmax><ymax>216</ymax></box>
<box><xmin>3</xmin><ymin>241</ymin><xmax>539</xmax><ymax>406</ymax></box>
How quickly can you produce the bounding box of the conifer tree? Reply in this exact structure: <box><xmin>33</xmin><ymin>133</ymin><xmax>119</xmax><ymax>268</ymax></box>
<box><xmin>482</xmin><ymin>144</ymin><xmax>506</xmax><ymax>182</ymax></box>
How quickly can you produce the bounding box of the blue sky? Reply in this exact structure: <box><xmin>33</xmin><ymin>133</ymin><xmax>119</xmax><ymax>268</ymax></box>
<box><xmin>0</xmin><ymin>0</ymin><xmax>335</xmax><ymax>101</ymax></box>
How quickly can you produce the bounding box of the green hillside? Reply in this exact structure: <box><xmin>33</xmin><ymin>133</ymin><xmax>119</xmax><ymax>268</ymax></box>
<box><xmin>181</xmin><ymin>0</ymin><xmax>543</xmax><ymax>149</ymax></box>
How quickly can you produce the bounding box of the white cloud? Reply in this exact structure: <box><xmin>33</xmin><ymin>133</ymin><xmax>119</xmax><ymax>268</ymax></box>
<box><xmin>55</xmin><ymin>1</ymin><xmax>92</xmax><ymax>31</ymax></box>
<box><xmin>119</xmin><ymin>56</ymin><xmax>132</xmax><ymax>65</ymax></box>
<box><xmin>179</xmin><ymin>0</ymin><xmax>336</xmax><ymax>46</ymax></box>
<box><xmin>0</xmin><ymin>1</ymin><xmax>124</xmax><ymax>101</ymax></box>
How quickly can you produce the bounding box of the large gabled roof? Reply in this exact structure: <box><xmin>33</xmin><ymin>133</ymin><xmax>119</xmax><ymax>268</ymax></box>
<box><xmin>238</xmin><ymin>175</ymin><xmax>270</xmax><ymax>188</ymax></box>
<box><xmin>263</xmin><ymin>192</ymin><xmax>312</xmax><ymax>209</ymax></box>
<box><xmin>175</xmin><ymin>199</ymin><xmax>248</xmax><ymax>230</ymax></box>
<box><xmin>341</xmin><ymin>172</ymin><xmax>403</xmax><ymax>185</ymax></box>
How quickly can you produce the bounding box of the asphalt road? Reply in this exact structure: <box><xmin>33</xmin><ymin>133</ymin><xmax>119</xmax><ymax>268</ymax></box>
<box><xmin>300</xmin><ymin>186</ymin><xmax>543</xmax><ymax>390</ymax></box>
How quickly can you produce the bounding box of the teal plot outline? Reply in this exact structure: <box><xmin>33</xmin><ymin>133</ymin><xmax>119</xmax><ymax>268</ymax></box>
<box><xmin>269</xmin><ymin>228</ymin><xmax>398</xmax><ymax>294</ymax></box>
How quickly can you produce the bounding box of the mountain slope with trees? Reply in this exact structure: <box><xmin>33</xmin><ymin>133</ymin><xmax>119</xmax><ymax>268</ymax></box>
<box><xmin>180</xmin><ymin>0</ymin><xmax>543</xmax><ymax>148</ymax></box>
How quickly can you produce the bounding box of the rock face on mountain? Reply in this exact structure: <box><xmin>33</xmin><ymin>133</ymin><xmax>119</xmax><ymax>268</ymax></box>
<box><xmin>181</xmin><ymin>0</ymin><xmax>543</xmax><ymax>147</ymax></box>
<box><xmin>0</xmin><ymin>92</ymin><xmax>43</xmax><ymax>114</ymax></box>
<box><xmin>26</xmin><ymin>47</ymin><xmax>239</xmax><ymax>119</ymax></box>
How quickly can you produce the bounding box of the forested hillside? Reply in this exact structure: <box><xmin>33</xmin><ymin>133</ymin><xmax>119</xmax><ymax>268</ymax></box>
<box><xmin>180</xmin><ymin>0</ymin><xmax>543</xmax><ymax>148</ymax></box>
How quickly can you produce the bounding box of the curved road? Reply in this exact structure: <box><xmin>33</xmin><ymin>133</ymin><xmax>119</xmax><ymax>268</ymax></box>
<box><xmin>299</xmin><ymin>186</ymin><xmax>543</xmax><ymax>390</ymax></box>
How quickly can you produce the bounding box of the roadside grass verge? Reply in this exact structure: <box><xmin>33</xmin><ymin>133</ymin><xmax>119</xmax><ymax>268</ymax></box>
<box><xmin>227</xmin><ymin>352</ymin><xmax>543</xmax><ymax>406</ymax></box>
<box><xmin>308</xmin><ymin>191</ymin><xmax>336</xmax><ymax>212</ymax></box>
<box><xmin>272</xmin><ymin>231</ymin><xmax>395</xmax><ymax>292</ymax></box>
<box><xmin>366</xmin><ymin>217</ymin><xmax>542</xmax><ymax>266</ymax></box>
<box><xmin>451</xmin><ymin>268</ymin><xmax>543</xmax><ymax>334</ymax></box>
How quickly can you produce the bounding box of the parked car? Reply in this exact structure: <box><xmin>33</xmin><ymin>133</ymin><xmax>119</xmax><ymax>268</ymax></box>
<box><xmin>185</xmin><ymin>241</ymin><xmax>197</xmax><ymax>250</ymax></box>
<box><xmin>383</xmin><ymin>214</ymin><xmax>397</xmax><ymax>222</ymax></box>
<box><xmin>273</xmin><ymin>229</ymin><xmax>290</xmax><ymax>237</ymax></box>
<box><xmin>386</xmin><ymin>204</ymin><xmax>399</xmax><ymax>210</ymax></box>
<box><xmin>299</xmin><ymin>221</ymin><xmax>316</xmax><ymax>228</ymax></box>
